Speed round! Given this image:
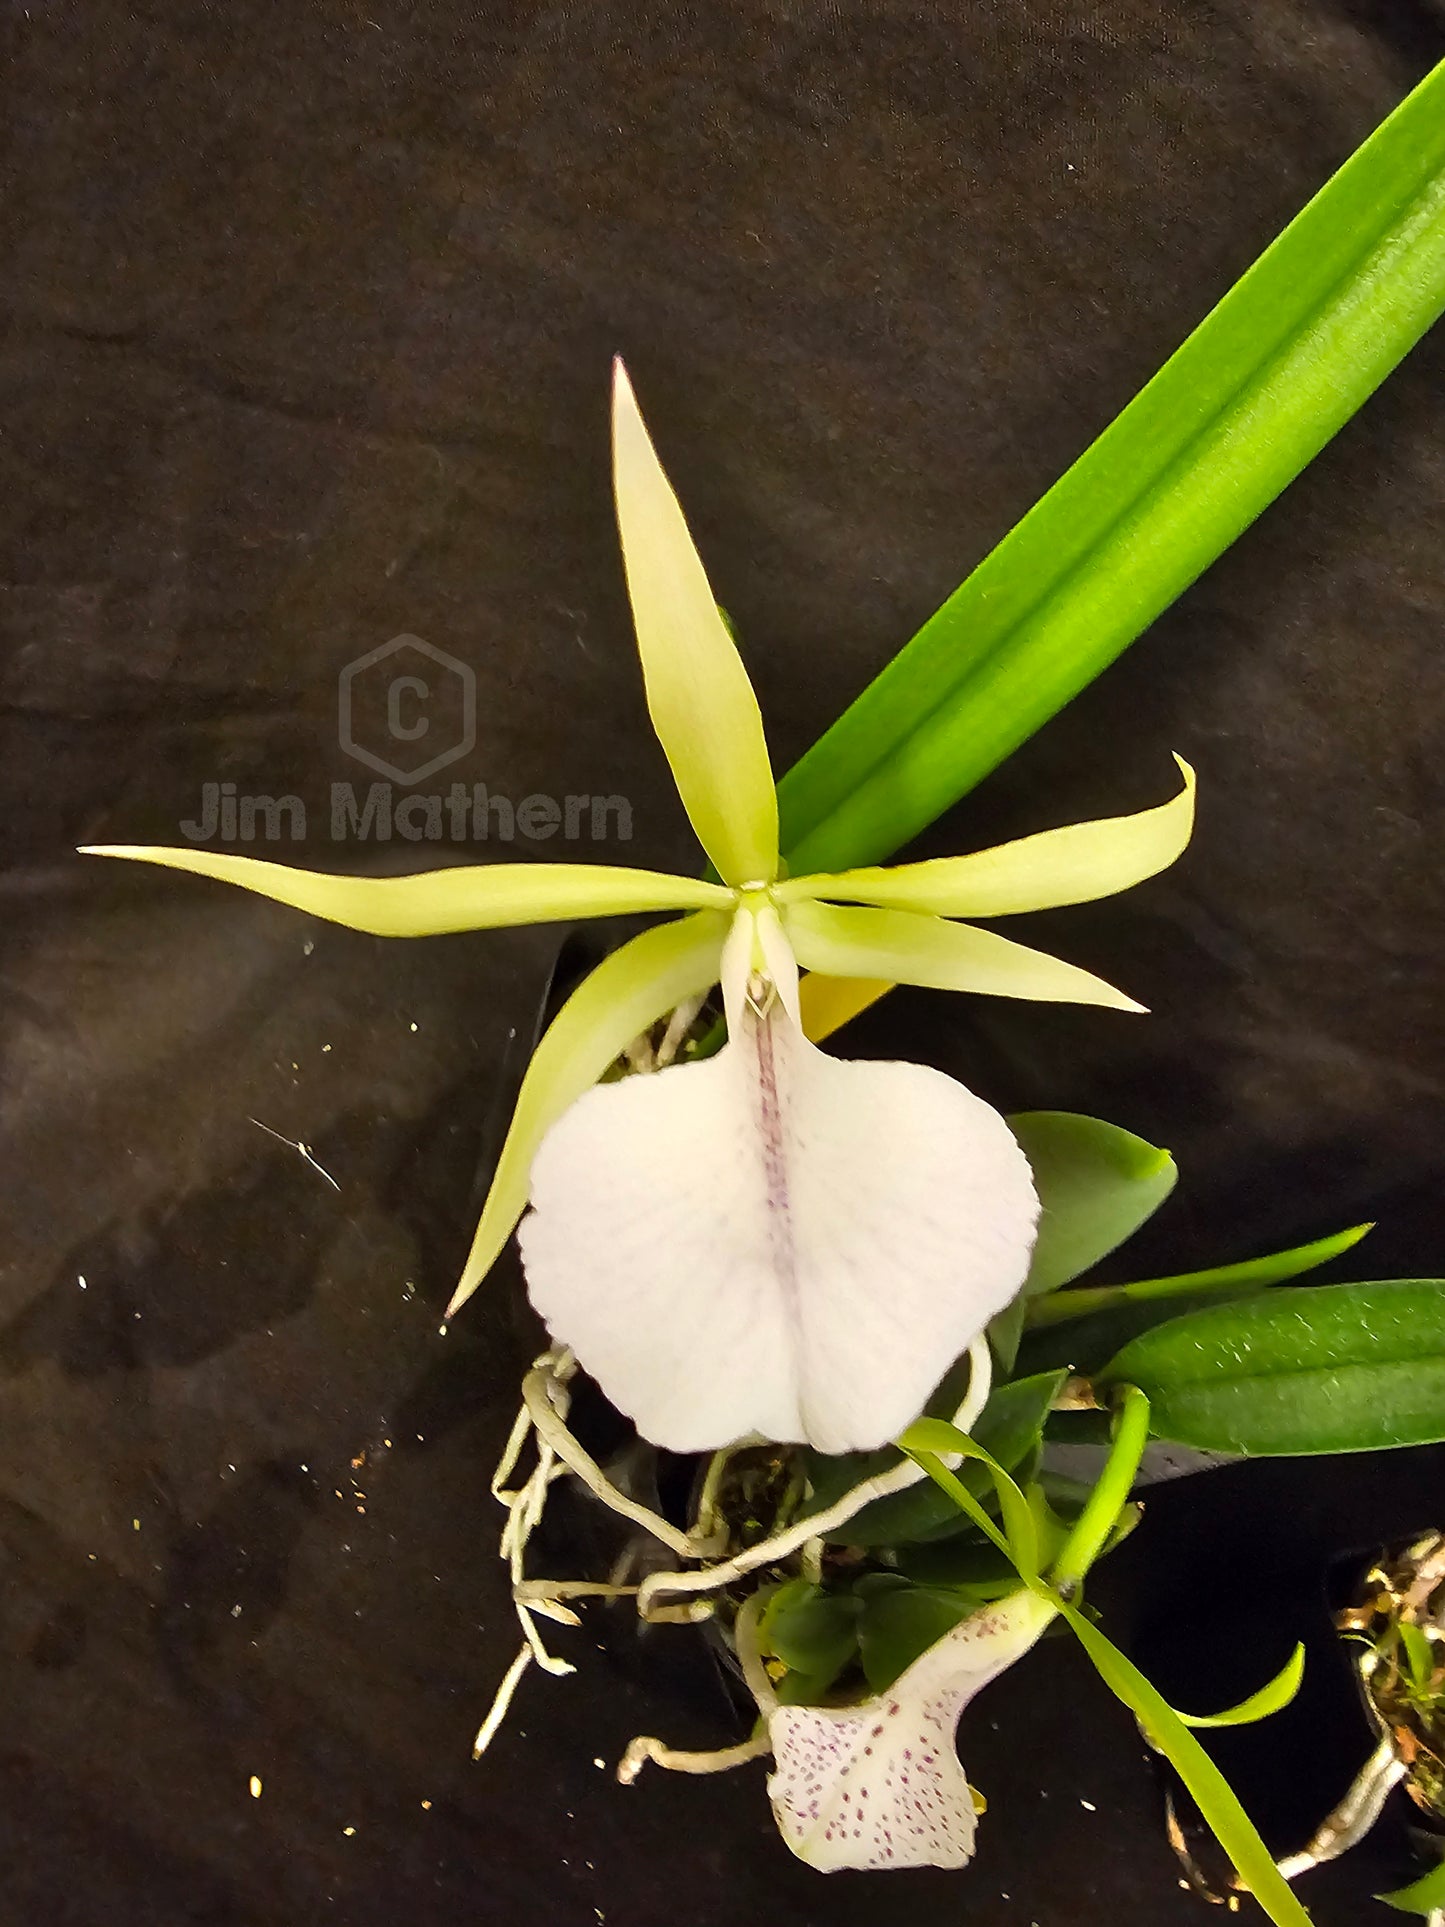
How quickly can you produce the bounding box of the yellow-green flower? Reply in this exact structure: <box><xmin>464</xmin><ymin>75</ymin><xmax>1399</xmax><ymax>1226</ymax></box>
<box><xmin>84</xmin><ymin>361</ymin><xmax>1194</xmax><ymax>1456</ymax></box>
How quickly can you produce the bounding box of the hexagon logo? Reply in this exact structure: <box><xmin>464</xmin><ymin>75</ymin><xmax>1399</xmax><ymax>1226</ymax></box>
<box><xmin>338</xmin><ymin>635</ymin><xmax>476</xmax><ymax>785</ymax></box>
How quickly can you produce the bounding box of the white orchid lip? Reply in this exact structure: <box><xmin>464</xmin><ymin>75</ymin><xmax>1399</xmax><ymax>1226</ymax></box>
<box><xmin>517</xmin><ymin>903</ymin><xmax>1040</xmax><ymax>1454</ymax></box>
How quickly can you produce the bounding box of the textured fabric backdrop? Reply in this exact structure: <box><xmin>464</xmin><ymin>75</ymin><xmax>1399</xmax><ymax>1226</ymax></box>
<box><xmin>2</xmin><ymin>5</ymin><xmax>1443</xmax><ymax>1923</ymax></box>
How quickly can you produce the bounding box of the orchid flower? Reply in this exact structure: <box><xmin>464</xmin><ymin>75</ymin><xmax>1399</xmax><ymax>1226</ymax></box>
<box><xmin>767</xmin><ymin>1586</ymin><xmax>1058</xmax><ymax>1870</ymax></box>
<box><xmin>83</xmin><ymin>361</ymin><xmax>1194</xmax><ymax>1456</ymax></box>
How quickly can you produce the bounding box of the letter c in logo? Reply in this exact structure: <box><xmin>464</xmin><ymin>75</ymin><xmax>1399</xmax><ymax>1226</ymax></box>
<box><xmin>388</xmin><ymin>675</ymin><xmax>430</xmax><ymax>742</ymax></box>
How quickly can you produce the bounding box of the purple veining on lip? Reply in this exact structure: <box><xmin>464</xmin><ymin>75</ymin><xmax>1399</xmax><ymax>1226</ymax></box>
<box><xmin>749</xmin><ymin>1006</ymin><xmax>800</xmax><ymax>1329</ymax></box>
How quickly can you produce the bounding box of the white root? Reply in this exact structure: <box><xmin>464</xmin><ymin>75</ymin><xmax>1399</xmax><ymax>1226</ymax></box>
<box><xmin>472</xmin><ymin>1643</ymin><xmax>534</xmax><ymax>1759</ymax></box>
<box><xmin>475</xmin><ymin>1334</ymin><xmax>997</xmax><ymax>1768</ymax></box>
<box><xmin>616</xmin><ymin>1731</ymin><xmax>771</xmax><ymax>1784</ymax></box>
<box><xmin>521</xmin><ymin>1359</ymin><xmax>705</xmax><ymax>1559</ymax></box>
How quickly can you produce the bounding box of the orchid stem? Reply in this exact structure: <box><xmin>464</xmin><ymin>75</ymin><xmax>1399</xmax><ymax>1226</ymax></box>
<box><xmin>1050</xmin><ymin>1383</ymin><xmax>1151</xmax><ymax>1596</ymax></box>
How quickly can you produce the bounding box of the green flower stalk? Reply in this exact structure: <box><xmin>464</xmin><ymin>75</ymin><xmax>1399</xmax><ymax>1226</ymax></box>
<box><xmin>84</xmin><ymin>362</ymin><xmax>1194</xmax><ymax>1455</ymax></box>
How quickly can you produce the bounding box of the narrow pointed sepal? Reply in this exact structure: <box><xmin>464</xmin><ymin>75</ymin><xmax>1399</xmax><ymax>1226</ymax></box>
<box><xmin>767</xmin><ymin>1588</ymin><xmax>1058</xmax><ymax>1870</ymax></box>
<box><xmin>784</xmin><ymin>899</ymin><xmax>1145</xmax><ymax>1013</ymax></box>
<box><xmin>611</xmin><ymin>360</ymin><xmax>779</xmax><ymax>886</ymax></box>
<box><xmin>446</xmin><ymin>910</ymin><xmax>730</xmax><ymax>1315</ymax></box>
<box><xmin>517</xmin><ymin>990</ymin><xmax>1038</xmax><ymax>1453</ymax></box>
<box><xmin>80</xmin><ymin>846</ymin><xmax>733</xmax><ymax>934</ymax></box>
<box><xmin>781</xmin><ymin>757</ymin><xmax>1195</xmax><ymax>919</ymax></box>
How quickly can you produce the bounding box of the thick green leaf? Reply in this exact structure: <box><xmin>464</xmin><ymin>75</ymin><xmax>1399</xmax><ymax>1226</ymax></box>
<box><xmin>760</xmin><ymin>1581</ymin><xmax>862</xmax><ymax>1678</ymax></box>
<box><xmin>1021</xmin><ymin>1292</ymin><xmax>1221</xmax><ymax>1381</ymax></box>
<box><xmin>892</xmin><ymin>1537</ymin><xmax>1026</xmax><ymax>1596</ymax></box>
<box><xmin>1061</xmin><ymin>1605</ymin><xmax>1313</xmax><ymax>1927</ymax></box>
<box><xmin>808</xmin><ymin>1370</ymin><xmax>1066</xmax><ymax>1546</ymax></box>
<box><xmin>775</xmin><ymin>1665</ymin><xmax>848</xmax><ymax>1707</ymax></box>
<box><xmin>1380</xmin><ymin>1853</ymin><xmax>1445</xmax><ymax>1914</ymax></box>
<box><xmin>851</xmin><ymin>1572</ymin><xmax>914</xmax><ymax>1599</ymax></box>
<box><xmin>1099</xmin><ymin>1280</ymin><xmax>1445</xmax><ymax>1455</ymax></box>
<box><xmin>987</xmin><ymin>1293</ymin><xmax>1029</xmax><ymax>1374</ymax></box>
<box><xmin>1010</xmin><ymin>1112</ymin><xmax>1176</xmax><ymax>1296</ymax></box>
<box><xmin>1027</xmin><ymin>1223</ymin><xmax>1374</xmax><ymax>1330</ymax></box>
<box><xmin>857</xmin><ymin>1585</ymin><xmax>980</xmax><ymax>1692</ymax></box>
<box><xmin>776</xmin><ymin>62</ymin><xmax>1445</xmax><ymax>876</ymax></box>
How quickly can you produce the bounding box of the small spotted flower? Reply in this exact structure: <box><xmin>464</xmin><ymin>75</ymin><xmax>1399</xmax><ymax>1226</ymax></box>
<box><xmin>767</xmin><ymin>1587</ymin><xmax>1058</xmax><ymax>1870</ymax></box>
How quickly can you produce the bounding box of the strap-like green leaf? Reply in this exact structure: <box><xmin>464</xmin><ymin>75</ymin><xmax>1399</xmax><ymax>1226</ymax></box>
<box><xmin>1098</xmin><ymin>1279</ymin><xmax>1445</xmax><ymax>1455</ymax></box>
<box><xmin>81</xmin><ymin>844</ymin><xmax>732</xmax><ymax>932</ymax></box>
<box><xmin>1176</xmin><ymin>1643</ymin><xmax>1305</xmax><ymax>1729</ymax></box>
<box><xmin>781</xmin><ymin>756</ymin><xmax>1194</xmax><ymax>918</ymax></box>
<box><xmin>1059</xmin><ymin>1606</ymin><xmax>1313</xmax><ymax>1927</ymax></box>
<box><xmin>777</xmin><ymin>61</ymin><xmax>1445</xmax><ymax>876</ymax></box>
<box><xmin>447</xmin><ymin>909</ymin><xmax>730</xmax><ymax>1312</ymax></box>
<box><xmin>1027</xmin><ymin>1221</ymin><xmax>1373</xmax><ymax>1330</ymax></box>
<box><xmin>612</xmin><ymin>360</ymin><xmax>779</xmax><ymax>887</ymax></box>
<box><xmin>783</xmin><ymin>899</ymin><xmax>1143</xmax><ymax>1012</ymax></box>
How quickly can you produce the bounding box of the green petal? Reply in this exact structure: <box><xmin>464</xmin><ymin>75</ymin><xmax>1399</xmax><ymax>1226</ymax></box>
<box><xmin>80</xmin><ymin>845</ymin><xmax>733</xmax><ymax>933</ymax></box>
<box><xmin>780</xmin><ymin>757</ymin><xmax>1194</xmax><ymax>917</ymax></box>
<box><xmin>447</xmin><ymin>908</ymin><xmax>730</xmax><ymax>1314</ymax></box>
<box><xmin>612</xmin><ymin>360</ymin><xmax>778</xmax><ymax>886</ymax></box>
<box><xmin>783</xmin><ymin>900</ymin><xmax>1144</xmax><ymax>1012</ymax></box>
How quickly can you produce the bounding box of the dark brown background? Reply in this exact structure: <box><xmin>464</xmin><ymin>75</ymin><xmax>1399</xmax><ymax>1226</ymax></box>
<box><xmin>2</xmin><ymin>4</ymin><xmax>1444</xmax><ymax>1923</ymax></box>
